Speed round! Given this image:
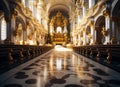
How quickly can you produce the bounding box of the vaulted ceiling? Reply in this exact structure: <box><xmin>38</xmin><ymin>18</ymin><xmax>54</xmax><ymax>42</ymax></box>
<box><xmin>42</xmin><ymin>0</ymin><xmax>76</xmax><ymax>18</ymax></box>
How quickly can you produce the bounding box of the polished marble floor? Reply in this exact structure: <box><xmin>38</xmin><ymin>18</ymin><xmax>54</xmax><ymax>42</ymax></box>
<box><xmin>0</xmin><ymin>45</ymin><xmax>120</xmax><ymax>87</ymax></box>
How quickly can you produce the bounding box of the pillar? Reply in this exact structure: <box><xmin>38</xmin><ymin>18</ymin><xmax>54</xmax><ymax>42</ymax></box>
<box><xmin>89</xmin><ymin>18</ymin><xmax>97</xmax><ymax>45</ymax></box>
<box><xmin>39</xmin><ymin>34</ymin><xmax>42</xmax><ymax>45</ymax></box>
<box><xmin>4</xmin><ymin>15</ymin><xmax>15</xmax><ymax>44</ymax></box>
<box><xmin>83</xmin><ymin>29</ymin><xmax>87</xmax><ymax>45</ymax></box>
<box><xmin>103</xmin><ymin>0</ymin><xmax>112</xmax><ymax>44</ymax></box>
<box><xmin>94</xmin><ymin>28</ymin><xmax>97</xmax><ymax>44</ymax></box>
<box><xmin>23</xmin><ymin>28</ymin><xmax>27</xmax><ymax>45</ymax></box>
<box><xmin>89</xmin><ymin>0</ymin><xmax>95</xmax><ymax>8</ymax></box>
<box><xmin>11</xmin><ymin>14</ymin><xmax>16</xmax><ymax>44</ymax></box>
<box><xmin>110</xmin><ymin>17</ymin><xmax>118</xmax><ymax>44</ymax></box>
<box><xmin>82</xmin><ymin>2</ymin><xmax>86</xmax><ymax>17</ymax></box>
<box><xmin>74</xmin><ymin>35</ymin><xmax>77</xmax><ymax>46</ymax></box>
<box><xmin>70</xmin><ymin>21</ymin><xmax>73</xmax><ymax>43</ymax></box>
<box><xmin>104</xmin><ymin>15</ymin><xmax>111</xmax><ymax>44</ymax></box>
<box><xmin>72</xmin><ymin>19</ymin><xmax>76</xmax><ymax>45</ymax></box>
<box><xmin>37</xmin><ymin>0</ymin><xmax>44</xmax><ymax>24</ymax></box>
<box><xmin>78</xmin><ymin>32</ymin><xmax>81</xmax><ymax>46</ymax></box>
<box><xmin>90</xmin><ymin>25</ymin><xmax>95</xmax><ymax>44</ymax></box>
<box><xmin>25</xmin><ymin>0</ymin><xmax>29</xmax><ymax>7</ymax></box>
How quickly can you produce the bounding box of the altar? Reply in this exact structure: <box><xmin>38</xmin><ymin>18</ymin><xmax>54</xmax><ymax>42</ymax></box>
<box><xmin>52</xmin><ymin>32</ymin><xmax>66</xmax><ymax>45</ymax></box>
<box><xmin>49</xmin><ymin>11</ymin><xmax>69</xmax><ymax>45</ymax></box>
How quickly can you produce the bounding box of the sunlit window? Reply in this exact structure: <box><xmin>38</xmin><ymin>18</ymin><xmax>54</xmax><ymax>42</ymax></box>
<box><xmin>1</xmin><ymin>18</ymin><xmax>7</xmax><ymax>40</ymax></box>
<box><xmin>22</xmin><ymin>0</ymin><xmax>25</xmax><ymax>6</ymax></box>
<box><xmin>57</xmin><ymin>26</ymin><xmax>62</xmax><ymax>33</ymax></box>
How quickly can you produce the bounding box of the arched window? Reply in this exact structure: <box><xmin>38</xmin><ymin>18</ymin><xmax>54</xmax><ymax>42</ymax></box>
<box><xmin>57</xmin><ymin>26</ymin><xmax>62</xmax><ymax>33</ymax></box>
<box><xmin>1</xmin><ymin>18</ymin><xmax>7</xmax><ymax>40</ymax></box>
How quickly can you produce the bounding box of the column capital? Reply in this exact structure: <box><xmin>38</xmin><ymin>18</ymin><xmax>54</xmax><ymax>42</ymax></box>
<box><xmin>12</xmin><ymin>10</ymin><xmax>18</xmax><ymax>17</ymax></box>
<box><xmin>90</xmin><ymin>20</ymin><xmax>94</xmax><ymax>26</ymax></box>
<box><xmin>82</xmin><ymin>2</ymin><xmax>87</xmax><ymax>7</ymax></box>
<box><xmin>103</xmin><ymin>10</ymin><xmax>110</xmax><ymax>17</ymax></box>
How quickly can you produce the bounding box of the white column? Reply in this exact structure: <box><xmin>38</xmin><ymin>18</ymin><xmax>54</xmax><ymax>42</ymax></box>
<box><xmin>90</xmin><ymin>25</ymin><xmax>94</xmax><ymax>44</ymax></box>
<box><xmin>5</xmin><ymin>17</ymin><xmax>12</xmax><ymax>44</ymax></box>
<box><xmin>25</xmin><ymin>0</ymin><xmax>29</xmax><ymax>7</ymax></box>
<box><xmin>22</xmin><ymin>0</ymin><xmax>25</xmax><ymax>6</ymax></box>
<box><xmin>77</xmin><ymin>9</ymin><xmax>81</xmax><ymax>23</ymax></box>
<box><xmin>110</xmin><ymin>17</ymin><xmax>118</xmax><ymax>44</ymax></box>
<box><xmin>82</xmin><ymin>3</ymin><xmax>86</xmax><ymax>17</ymax></box>
<box><xmin>78</xmin><ymin>33</ymin><xmax>81</xmax><ymax>46</ymax></box>
<box><xmin>70</xmin><ymin>21</ymin><xmax>73</xmax><ymax>43</ymax></box>
<box><xmin>104</xmin><ymin>16</ymin><xmax>110</xmax><ymax>44</ymax></box>
<box><xmin>33</xmin><ymin>5</ymin><xmax>37</xmax><ymax>18</ymax></box>
<box><xmin>86</xmin><ymin>36</ymin><xmax>89</xmax><ymax>45</ymax></box>
<box><xmin>73</xmin><ymin>20</ymin><xmax>75</xmax><ymax>30</ymax></box>
<box><xmin>112</xmin><ymin>20</ymin><xmax>115</xmax><ymax>37</ymax></box>
<box><xmin>50</xmin><ymin>24</ymin><xmax>54</xmax><ymax>34</ymax></box>
<box><xmin>89</xmin><ymin>0</ymin><xmax>95</xmax><ymax>8</ymax></box>
<box><xmin>11</xmin><ymin>15</ymin><xmax>16</xmax><ymax>44</ymax></box>
<box><xmin>39</xmin><ymin>34</ymin><xmax>42</xmax><ymax>45</ymax></box>
<box><xmin>43</xmin><ymin>19</ymin><xmax>48</xmax><ymax>30</ymax></box>
<box><xmin>23</xmin><ymin>29</ymin><xmax>27</xmax><ymax>45</ymax></box>
<box><xmin>37</xmin><ymin>0</ymin><xmax>44</xmax><ymax>24</ymax></box>
<box><xmin>32</xmin><ymin>1</ymin><xmax>37</xmax><ymax>17</ymax></box>
<box><xmin>75</xmin><ymin>35</ymin><xmax>77</xmax><ymax>46</ymax></box>
<box><xmin>73</xmin><ymin>34</ymin><xmax>76</xmax><ymax>46</ymax></box>
<box><xmin>94</xmin><ymin>29</ymin><xmax>97</xmax><ymax>44</ymax></box>
<box><xmin>83</xmin><ymin>30</ymin><xmax>87</xmax><ymax>45</ymax></box>
<box><xmin>63</xmin><ymin>26</ymin><xmax>67</xmax><ymax>33</ymax></box>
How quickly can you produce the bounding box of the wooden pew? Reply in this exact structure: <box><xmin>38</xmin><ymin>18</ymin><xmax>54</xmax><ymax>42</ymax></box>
<box><xmin>0</xmin><ymin>48</ymin><xmax>13</xmax><ymax>66</ymax></box>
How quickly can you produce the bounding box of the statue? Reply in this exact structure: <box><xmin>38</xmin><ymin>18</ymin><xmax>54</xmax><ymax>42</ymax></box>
<box><xmin>63</xmin><ymin>18</ymin><xmax>68</xmax><ymax>26</ymax></box>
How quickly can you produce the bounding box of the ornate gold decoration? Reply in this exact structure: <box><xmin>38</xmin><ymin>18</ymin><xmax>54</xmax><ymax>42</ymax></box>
<box><xmin>12</xmin><ymin>10</ymin><xmax>18</xmax><ymax>17</ymax></box>
<box><xmin>49</xmin><ymin>11</ymin><xmax>69</xmax><ymax>45</ymax></box>
<box><xmin>102</xmin><ymin>26</ymin><xmax>108</xmax><ymax>36</ymax></box>
<box><xmin>88</xmin><ymin>34</ymin><xmax>92</xmax><ymax>39</ymax></box>
<box><xmin>103</xmin><ymin>10</ymin><xmax>110</xmax><ymax>17</ymax></box>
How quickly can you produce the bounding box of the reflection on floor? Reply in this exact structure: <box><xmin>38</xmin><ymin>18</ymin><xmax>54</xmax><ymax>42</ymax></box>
<box><xmin>0</xmin><ymin>45</ymin><xmax>120</xmax><ymax>87</ymax></box>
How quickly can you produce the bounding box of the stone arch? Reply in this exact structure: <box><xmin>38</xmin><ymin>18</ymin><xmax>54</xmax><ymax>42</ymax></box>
<box><xmin>0</xmin><ymin>0</ymin><xmax>11</xmax><ymax>22</ymax></box>
<box><xmin>111</xmin><ymin>0</ymin><xmax>120</xmax><ymax>17</ymax></box>
<box><xmin>14</xmin><ymin>16</ymin><xmax>26</xmax><ymax>44</ymax></box>
<box><xmin>95</xmin><ymin>15</ymin><xmax>105</xmax><ymax>44</ymax></box>
<box><xmin>111</xmin><ymin>0</ymin><xmax>120</xmax><ymax>44</ymax></box>
<box><xmin>15</xmin><ymin>16</ymin><xmax>26</xmax><ymax>31</ymax></box>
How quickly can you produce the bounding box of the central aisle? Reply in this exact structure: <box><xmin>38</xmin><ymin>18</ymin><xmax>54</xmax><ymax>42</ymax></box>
<box><xmin>0</xmin><ymin>46</ymin><xmax>120</xmax><ymax>87</ymax></box>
